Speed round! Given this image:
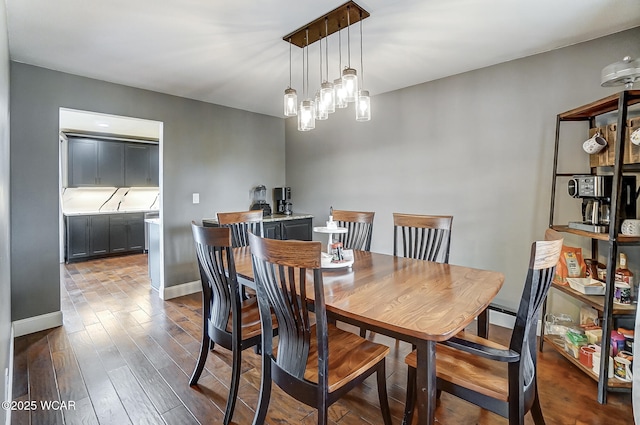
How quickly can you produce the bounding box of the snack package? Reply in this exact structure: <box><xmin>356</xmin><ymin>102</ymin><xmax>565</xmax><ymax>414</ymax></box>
<box><xmin>554</xmin><ymin>246</ymin><xmax>585</xmax><ymax>285</ymax></box>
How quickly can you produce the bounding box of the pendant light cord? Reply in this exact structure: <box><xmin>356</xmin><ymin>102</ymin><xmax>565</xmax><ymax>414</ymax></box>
<box><xmin>325</xmin><ymin>18</ymin><xmax>329</xmax><ymax>82</ymax></box>
<box><xmin>305</xmin><ymin>28</ymin><xmax>309</xmax><ymax>98</ymax></box>
<box><xmin>288</xmin><ymin>38</ymin><xmax>292</xmax><ymax>89</ymax></box>
<box><xmin>319</xmin><ymin>31</ymin><xmax>322</xmax><ymax>84</ymax></box>
<box><xmin>359</xmin><ymin>13</ymin><xmax>364</xmax><ymax>88</ymax></box>
<box><xmin>347</xmin><ymin>6</ymin><xmax>351</xmax><ymax>68</ymax></box>
<box><xmin>338</xmin><ymin>25</ymin><xmax>342</xmax><ymax>73</ymax></box>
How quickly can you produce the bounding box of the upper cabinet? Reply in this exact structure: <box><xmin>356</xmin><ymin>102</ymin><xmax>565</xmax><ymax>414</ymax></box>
<box><xmin>124</xmin><ymin>143</ymin><xmax>158</xmax><ymax>187</ymax></box>
<box><xmin>68</xmin><ymin>138</ymin><xmax>122</xmax><ymax>186</ymax></box>
<box><xmin>67</xmin><ymin>136</ymin><xmax>159</xmax><ymax>187</ymax></box>
<box><xmin>98</xmin><ymin>141</ymin><xmax>125</xmax><ymax>187</ymax></box>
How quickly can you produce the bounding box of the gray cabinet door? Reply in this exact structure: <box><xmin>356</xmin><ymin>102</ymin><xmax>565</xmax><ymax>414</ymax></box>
<box><xmin>264</xmin><ymin>222</ymin><xmax>280</xmax><ymax>239</ymax></box>
<box><xmin>68</xmin><ymin>138</ymin><xmax>98</xmax><ymax>186</ymax></box>
<box><xmin>125</xmin><ymin>144</ymin><xmax>151</xmax><ymax>186</ymax></box>
<box><xmin>67</xmin><ymin>215</ymin><xmax>90</xmax><ymax>259</ymax></box>
<box><xmin>127</xmin><ymin>213</ymin><xmax>145</xmax><ymax>250</ymax></box>
<box><xmin>90</xmin><ymin>215</ymin><xmax>110</xmax><ymax>255</ymax></box>
<box><xmin>281</xmin><ymin>218</ymin><xmax>312</xmax><ymax>241</ymax></box>
<box><xmin>149</xmin><ymin>144</ymin><xmax>159</xmax><ymax>186</ymax></box>
<box><xmin>109</xmin><ymin>215</ymin><xmax>128</xmax><ymax>252</ymax></box>
<box><xmin>98</xmin><ymin>141</ymin><xmax>124</xmax><ymax>187</ymax></box>
<box><xmin>110</xmin><ymin>213</ymin><xmax>144</xmax><ymax>252</ymax></box>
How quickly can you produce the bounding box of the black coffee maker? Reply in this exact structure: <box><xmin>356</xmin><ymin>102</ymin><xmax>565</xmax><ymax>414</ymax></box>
<box><xmin>273</xmin><ymin>187</ymin><xmax>292</xmax><ymax>215</ymax></box>
<box><xmin>568</xmin><ymin>175</ymin><xmax>636</xmax><ymax>233</ymax></box>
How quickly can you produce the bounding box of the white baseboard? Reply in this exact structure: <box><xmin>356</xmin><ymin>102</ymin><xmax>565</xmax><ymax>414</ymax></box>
<box><xmin>4</xmin><ymin>325</ymin><xmax>13</xmax><ymax>425</ymax></box>
<box><xmin>482</xmin><ymin>310</ymin><xmax>544</xmax><ymax>336</ymax></box>
<box><xmin>488</xmin><ymin>310</ymin><xmax>517</xmax><ymax>329</ymax></box>
<box><xmin>161</xmin><ymin>280</ymin><xmax>201</xmax><ymax>300</ymax></box>
<box><xmin>12</xmin><ymin>311</ymin><xmax>63</xmax><ymax>337</ymax></box>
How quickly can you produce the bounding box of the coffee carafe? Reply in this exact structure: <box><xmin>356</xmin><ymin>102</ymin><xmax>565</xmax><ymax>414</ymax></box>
<box><xmin>583</xmin><ymin>199</ymin><xmax>610</xmax><ymax>225</ymax></box>
<box><xmin>273</xmin><ymin>187</ymin><xmax>292</xmax><ymax>215</ymax></box>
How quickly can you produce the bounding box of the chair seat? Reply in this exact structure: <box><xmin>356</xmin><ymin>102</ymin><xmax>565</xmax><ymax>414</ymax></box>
<box><xmin>226</xmin><ymin>296</ymin><xmax>275</xmax><ymax>340</ymax></box>
<box><xmin>303</xmin><ymin>324</ymin><xmax>390</xmax><ymax>393</ymax></box>
<box><xmin>405</xmin><ymin>335</ymin><xmax>510</xmax><ymax>402</ymax></box>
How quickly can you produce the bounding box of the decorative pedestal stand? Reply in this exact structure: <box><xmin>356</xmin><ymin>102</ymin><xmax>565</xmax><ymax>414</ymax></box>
<box><xmin>312</xmin><ymin>226</ymin><xmax>354</xmax><ymax>269</ymax></box>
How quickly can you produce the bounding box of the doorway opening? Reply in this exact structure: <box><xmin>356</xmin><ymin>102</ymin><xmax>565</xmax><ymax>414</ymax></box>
<box><xmin>58</xmin><ymin>108</ymin><xmax>164</xmax><ymax>295</ymax></box>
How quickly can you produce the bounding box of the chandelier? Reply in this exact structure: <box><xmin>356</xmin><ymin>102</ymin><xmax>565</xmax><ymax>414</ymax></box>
<box><xmin>282</xmin><ymin>1</ymin><xmax>371</xmax><ymax>131</ymax></box>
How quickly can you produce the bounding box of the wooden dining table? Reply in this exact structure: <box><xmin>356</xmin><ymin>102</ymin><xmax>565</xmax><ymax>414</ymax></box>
<box><xmin>232</xmin><ymin>246</ymin><xmax>504</xmax><ymax>425</ymax></box>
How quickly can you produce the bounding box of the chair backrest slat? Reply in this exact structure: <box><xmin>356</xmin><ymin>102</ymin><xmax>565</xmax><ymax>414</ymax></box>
<box><xmin>333</xmin><ymin>210</ymin><xmax>374</xmax><ymax>251</ymax></box>
<box><xmin>218</xmin><ymin>210</ymin><xmax>264</xmax><ymax>248</ymax></box>
<box><xmin>249</xmin><ymin>233</ymin><xmax>324</xmax><ymax>381</ymax></box>
<box><xmin>191</xmin><ymin>223</ymin><xmax>238</xmax><ymax>331</ymax></box>
<box><xmin>393</xmin><ymin>213</ymin><xmax>453</xmax><ymax>263</ymax></box>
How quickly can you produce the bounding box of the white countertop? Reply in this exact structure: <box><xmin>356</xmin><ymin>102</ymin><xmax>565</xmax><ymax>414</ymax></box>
<box><xmin>202</xmin><ymin>213</ymin><xmax>313</xmax><ymax>224</ymax></box>
<box><xmin>64</xmin><ymin>209</ymin><xmax>159</xmax><ymax>217</ymax></box>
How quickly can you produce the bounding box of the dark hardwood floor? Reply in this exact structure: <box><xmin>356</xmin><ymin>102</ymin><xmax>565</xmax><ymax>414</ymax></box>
<box><xmin>11</xmin><ymin>254</ymin><xmax>633</xmax><ymax>424</ymax></box>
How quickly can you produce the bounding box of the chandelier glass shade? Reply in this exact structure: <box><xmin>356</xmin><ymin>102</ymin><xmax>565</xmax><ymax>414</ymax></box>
<box><xmin>334</xmin><ymin>78</ymin><xmax>347</xmax><ymax>108</ymax></box>
<box><xmin>282</xmin><ymin>1</ymin><xmax>370</xmax><ymax>131</ymax></box>
<box><xmin>342</xmin><ymin>68</ymin><xmax>358</xmax><ymax>103</ymax></box>
<box><xmin>321</xmin><ymin>82</ymin><xmax>335</xmax><ymax>114</ymax></box>
<box><xmin>284</xmin><ymin>88</ymin><xmax>297</xmax><ymax>117</ymax></box>
<box><xmin>298</xmin><ymin>99</ymin><xmax>315</xmax><ymax>131</ymax></box>
<box><xmin>356</xmin><ymin>90</ymin><xmax>370</xmax><ymax>121</ymax></box>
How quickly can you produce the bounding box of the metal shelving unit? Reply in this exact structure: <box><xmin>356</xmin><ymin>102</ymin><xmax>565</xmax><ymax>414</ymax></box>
<box><xmin>542</xmin><ymin>90</ymin><xmax>640</xmax><ymax>404</ymax></box>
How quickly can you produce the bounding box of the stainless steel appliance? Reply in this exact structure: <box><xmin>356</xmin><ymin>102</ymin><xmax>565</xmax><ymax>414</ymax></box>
<box><xmin>567</xmin><ymin>175</ymin><xmax>636</xmax><ymax>233</ymax></box>
<box><xmin>144</xmin><ymin>211</ymin><xmax>159</xmax><ymax>253</ymax></box>
<box><xmin>273</xmin><ymin>187</ymin><xmax>292</xmax><ymax>215</ymax></box>
<box><xmin>250</xmin><ymin>185</ymin><xmax>272</xmax><ymax>217</ymax></box>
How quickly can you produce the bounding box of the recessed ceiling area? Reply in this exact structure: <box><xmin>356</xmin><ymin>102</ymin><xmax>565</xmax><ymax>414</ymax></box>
<box><xmin>8</xmin><ymin>0</ymin><xmax>640</xmax><ymax>118</ymax></box>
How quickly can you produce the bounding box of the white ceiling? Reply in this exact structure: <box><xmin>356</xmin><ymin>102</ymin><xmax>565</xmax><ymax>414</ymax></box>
<box><xmin>7</xmin><ymin>0</ymin><xmax>640</xmax><ymax>118</ymax></box>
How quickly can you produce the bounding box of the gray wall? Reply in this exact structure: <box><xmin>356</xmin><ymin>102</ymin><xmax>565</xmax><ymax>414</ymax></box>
<box><xmin>286</xmin><ymin>27</ymin><xmax>640</xmax><ymax>309</ymax></box>
<box><xmin>10</xmin><ymin>63</ymin><xmax>285</xmax><ymax>320</ymax></box>
<box><xmin>0</xmin><ymin>0</ymin><xmax>10</xmax><ymax>419</ymax></box>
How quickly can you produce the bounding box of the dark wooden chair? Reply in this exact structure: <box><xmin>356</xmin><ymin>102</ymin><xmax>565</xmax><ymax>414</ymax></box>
<box><xmin>189</xmin><ymin>223</ymin><xmax>276</xmax><ymax>425</ymax></box>
<box><xmin>248</xmin><ymin>232</ymin><xmax>393</xmax><ymax>425</ymax></box>
<box><xmin>217</xmin><ymin>210</ymin><xmax>264</xmax><ymax>247</ymax></box>
<box><xmin>218</xmin><ymin>210</ymin><xmax>264</xmax><ymax>299</ymax></box>
<box><xmin>393</xmin><ymin>213</ymin><xmax>453</xmax><ymax>262</ymax></box>
<box><xmin>332</xmin><ymin>209</ymin><xmax>375</xmax><ymax>251</ymax></box>
<box><xmin>402</xmin><ymin>229</ymin><xmax>563</xmax><ymax>425</ymax></box>
<box><xmin>392</xmin><ymin>211</ymin><xmax>508</xmax><ymax>336</ymax></box>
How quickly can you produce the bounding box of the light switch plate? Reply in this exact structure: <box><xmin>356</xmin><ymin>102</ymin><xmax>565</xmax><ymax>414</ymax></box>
<box><xmin>192</xmin><ymin>193</ymin><xmax>200</xmax><ymax>204</ymax></box>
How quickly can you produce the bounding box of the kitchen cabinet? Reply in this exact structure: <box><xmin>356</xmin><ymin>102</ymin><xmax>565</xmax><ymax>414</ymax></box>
<box><xmin>65</xmin><ymin>214</ymin><xmax>110</xmax><ymax>261</ymax></box>
<box><xmin>542</xmin><ymin>90</ymin><xmax>640</xmax><ymax>403</ymax></box>
<box><xmin>254</xmin><ymin>217</ymin><xmax>312</xmax><ymax>240</ymax></box>
<box><xmin>149</xmin><ymin>144</ymin><xmax>159</xmax><ymax>186</ymax></box>
<box><xmin>204</xmin><ymin>214</ymin><xmax>313</xmax><ymax>241</ymax></box>
<box><xmin>67</xmin><ymin>137</ymin><xmax>159</xmax><ymax>187</ymax></box>
<box><xmin>65</xmin><ymin>213</ymin><xmax>144</xmax><ymax>262</ymax></box>
<box><xmin>125</xmin><ymin>143</ymin><xmax>158</xmax><ymax>187</ymax></box>
<box><xmin>110</xmin><ymin>213</ymin><xmax>145</xmax><ymax>252</ymax></box>
<box><xmin>68</xmin><ymin>138</ymin><xmax>124</xmax><ymax>187</ymax></box>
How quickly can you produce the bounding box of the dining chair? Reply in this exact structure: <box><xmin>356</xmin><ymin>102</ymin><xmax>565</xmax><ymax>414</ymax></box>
<box><xmin>402</xmin><ymin>228</ymin><xmax>563</xmax><ymax>425</ymax></box>
<box><xmin>332</xmin><ymin>209</ymin><xmax>375</xmax><ymax>251</ymax></box>
<box><xmin>217</xmin><ymin>210</ymin><xmax>264</xmax><ymax>247</ymax></box>
<box><xmin>189</xmin><ymin>223</ymin><xmax>276</xmax><ymax>425</ymax></box>
<box><xmin>392</xmin><ymin>212</ymin><xmax>501</xmax><ymax>337</ymax></box>
<box><xmin>248</xmin><ymin>232</ymin><xmax>393</xmax><ymax>425</ymax></box>
<box><xmin>393</xmin><ymin>213</ymin><xmax>453</xmax><ymax>263</ymax></box>
<box><xmin>218</xmin><ymin>210</ymin><xmax>264</xmax><ymax>299</ymax></box>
